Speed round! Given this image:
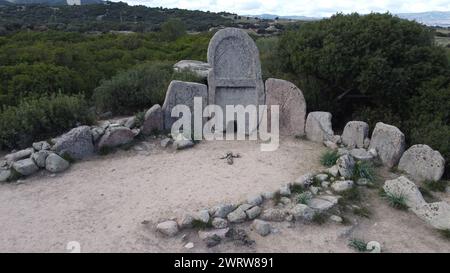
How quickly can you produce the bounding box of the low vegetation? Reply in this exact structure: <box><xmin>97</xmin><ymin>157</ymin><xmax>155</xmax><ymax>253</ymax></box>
<box><xmin>424</xmin><ymin>180</ymin><xmax>448</xmax><ymax>192</ymax></box>
<box><xmin>320</xmin><ymin>150</ymin><xmax>340</xmax><ymax>167</ymax></box>
<box><xmin>384</xmin><ymin>192</ymin><xmax>409</xmax><ymax>210</ymax></box>
<box><xmin>353</xmin><ymin>161</ymin><xmax>376</xmax><ymax>182</ymax></box>
<box><xmin>348</xmin><ymin>238</ymin><xmax>368</xmax><ymax>252</ymax></box>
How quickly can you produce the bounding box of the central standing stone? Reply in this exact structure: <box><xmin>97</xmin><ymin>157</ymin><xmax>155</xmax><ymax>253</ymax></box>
<box><xmin>207</xmin><ymin>28</ymin><xmax>265</xmax><ymax>133</ymax></box>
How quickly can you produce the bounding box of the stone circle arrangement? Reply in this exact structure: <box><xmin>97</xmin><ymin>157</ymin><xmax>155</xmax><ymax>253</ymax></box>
<box><xmin>0</xmin><ymin>28</ymin><xmax>448</xmax><ymax>250</ymax></box>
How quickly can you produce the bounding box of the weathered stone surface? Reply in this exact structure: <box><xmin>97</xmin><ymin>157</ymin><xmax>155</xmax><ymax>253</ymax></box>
<box><xmin>98</xmin><ymin>126</ymin><xmax>135</xmax><ymax>149</ymax></box>
<box><xmin>260</xmin><ymin>208</ymin><xmax>286</xmax><ymax>222</ymax></box>
<box><xmin>5</xmin><ymin>148</ymin><xmax>34</xmax><ymax>164</ymax></box>
<box><xmin>173</xmin><ymin>60</ymin><xmax>211</xmax><ymax>79</ymax></box>
<box><xmin>308</xmin><ymin>196</ymin><xmax>339</xmax><ymax>212</ymax></box>
<box><xmin>331</xmin><ymin>180</ymin><xmax>354</xmax><ymax>192</ymax></box>
<box><xmin>90</xmin><ymin>126</ymin><xmax>105</xmax><ymax>143</ymax></box>
<box><xmin>124</xmin><ymin>116</ymin><xmax>136</xmax><ymax>129</ymax></box>
<box><xmin>212</xmin><ymin>217</ymin><xmax>228</xmax><ymax>229</ymax></box>
<box><xmin>211</xmin><ymin>203</ymin><xmax>236</xmax><ymax>218</ymax></box>
<box><xmin>227</xmin><ymin>208</ymin><xmax>247</xmax><ymax>223</ymax></box>
<box><xmin>142</xmin><ymin>104</ymin><xmax>163</xmax><ymax>135</ymax></box>
<box><xmin>336</xmin><ymin>154</ymin><xmax>355</xmax><ymax>179</ymax></box>
<box><xmin>369</xmin><ymin>122</ymin><xmax>405</xmax><ymax>168</ymax></box>
<box><xmin>173</xmin><ymin>139</ymin><xmax>195</xmax><ymax>150</ymax></box>
<box><xmin>265</xmin><ymin>78</ymin><xmax>306</xmax><ymax>136</ymax></box>
<box><xmin>237</xmin><ymin>203</ymin><xmax>253</xmax><ymax>212</ymax></box>
<box><xmin>330</xmin><ymin>215</ymin><xmax>343</xmax><ymax>223</ymax></box>
<box><xmin>12</xmin><ymin>158</ymin><xmax>39</xmax><ymax>176</ymax></box>
<box><xmin>53</xmin><ymin>126</ymin><xmax>94</xmax><ymax>160</ymax></box>
<box><xmin>279</xmin><ymin>184</ymin><xmax>291</xmax><ymax>196</ymax></box>
<box><xmin>290</xmin><ymin>204</ymin><xmax>315</xmax><ymax>221</ymax></box>
<box><xmin>324</xmin><ymin>140</ymin><xmax>338</xmax><ymax>150</ymax></box>
<box><xmin>252</xmin><ymin>219</ymin><xmax>271</xmax><ymax>236</ymax></box>
<box><xmin>207</xmin><ymin>28</ymin><xmax>264</xmax><ymax>133</ymax></box>
<box><xmin>194</xmin><ymin>209</ymin><xmax>210</xmax><ymax>224</ymax></box>
<box><xmin>32</xmin><ymin>141</ymin><xmax>51</xmax><ymax>151</ymax></box>
<box><xmin>305</xmin><ymin>112</ymin><xmax>334</xmax><ymax>142</ymax></box>
<box><xmin>315</xmin><ymin>174</ymin><xmax>328</xmax><ymax>182</ymax></box>
<box><xmin>294</xmin><ymin>173</ymin><xmax>313</xmax><ymax>187</ymax></box>
<box><xmin>45</xmin><ymin>153</ymin><xmax>70</xmax><ymax>173</ymax></box>
<box><xmin>246</xmin><ymin>206</ymin><xmax>261</xmax><ymax>219</ymax></box>
<box><xmin>0</xmin><ymin>169</ymin><xmax>11</xmax><ymax>182</ymax></box>
<box><xmin>162</xmin><ymin>80</ymin><xmax>207</xmax><ymax>131</ymax></box>
<box><xmin>156</xmin><ymin>220</ymin><xmax>179</xmax><ymax>237</ymax></box>
<box><xmin>31</xmin><ymin>150</ymin><xmax>50</xmax><ymax>168</ymax></box>
<box><xmin>177</xmin><ymin>214</ymin><xmax>194</xmax><ymax>229</ymax></box>
<box><xmin>326</xmin><ymin>165</ymin><xmax>339</xmax><ymax>177</ymax></box>
<box><xmin>414</xmin><ymin>202</ymin><xmax>450</xmax><ymax>230</ymax></box>
<box><xmin>262</xmin><ymin>191</ymin><xmax>275</xmax><ymax>199</ymax></box>
<box><xmin>247</xmin><ymin>194</ymin><xmax>263</xmax><ymax>206</ymax></box>
<box><xmin>342</xmin><ymin>121</ymin><xmax>369</xmax><ymax>148</ymax></box>
<box><xmin>383</xmin><ymin>176</ymin><xmax>426</xmax><ymax>209</ymax></box>
<box><xmin>198</xmin><ymin>228</ymin><xmax>229</xmax><ymax>240</ymax></box>
<box><xmin>350</xmin><ymin>148</ymin><xmax>374</xmax><ymax>161</ymax></box>
<box><xmin>398</xmin><ymin>144</ymin><xmax>445</xmax><ymax>182</ymax></box>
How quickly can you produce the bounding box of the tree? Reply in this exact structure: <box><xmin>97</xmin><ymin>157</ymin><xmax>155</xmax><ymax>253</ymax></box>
<box><xmin>160</xmin><ymin>18</ymin><xmax>187</xmax><ymax>41</ymax></box>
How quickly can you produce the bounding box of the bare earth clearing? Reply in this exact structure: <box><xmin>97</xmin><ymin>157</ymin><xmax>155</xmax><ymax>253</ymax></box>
<box><xmin>0</xmin><ymin>137</ymin><xmax>448</xmax><ymax>253</ymax></box>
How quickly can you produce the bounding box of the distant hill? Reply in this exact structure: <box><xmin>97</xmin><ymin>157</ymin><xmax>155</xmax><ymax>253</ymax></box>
<box><xmin>243</xmin><ymin>13</ymin><xmax>321</xmax><ymax>21</ymax></box>
<box><xmin>396</xmin><ymin>11</ymin><xmax>450</xmax><ymax>27</ymax></box>
<box><xmin>0</xmin><ymin>1</ymin><xmax>233</xmax><ymax>33</ymax></box>
<box><xmin>3</xmin><ymin>0</ymin><xmax>102</xmax><ymax>4</ymax></box>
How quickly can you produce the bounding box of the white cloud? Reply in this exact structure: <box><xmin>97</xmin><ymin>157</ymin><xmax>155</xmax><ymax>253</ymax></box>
<box><xmin>111</xmin><ymin>0</ymin><xmax>450</xmax><ymax>17</ymax></box>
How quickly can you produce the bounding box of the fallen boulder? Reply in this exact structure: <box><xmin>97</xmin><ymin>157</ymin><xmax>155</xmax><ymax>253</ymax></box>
<box><xmin>53</xmin><ymin>126</ymin><xmax>94</xmax><ymax>160</ymax></box>
<box><xmin>398</xmin><ymin>144</ymin><xmax>445</xmax><ymax>182</ymax></box>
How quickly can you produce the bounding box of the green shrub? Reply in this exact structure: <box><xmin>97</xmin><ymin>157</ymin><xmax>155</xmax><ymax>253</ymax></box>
<box><xmin>348</xmin><ymin>238</ymin><xmax>367</xmax><ymax>252</ymax></box>
<box><xmin>93</xmin><ymin>62</ymin><xmax>173</xmax><ymax>115</ymax></box>
<box><xmin>0</xmin><ymin>93</ymin><xmax>94</xmax><ymax>149</ymax></box>
<box><xmin>320</xmin><ymin>150</ymin><xmax>340</xmax><ymax>167</ymax></box>
<box><xmin>172</xmin><ymin>70</ymin><xmax>206</xmax><ymax>84</ymax></box>
<box><xmin>295</xmin><ymin>192</ymin><xmax>312</xmax><ymax>205</ymax></box>
<box><xmin>424</xmin><ymin>180</ymin><xmax>448</xmax><ymax>192</ymax></box>
<box><xmin>353</xmin><ymin>161</ymin><xmax>376</xmax><ymax>182</ymax></box>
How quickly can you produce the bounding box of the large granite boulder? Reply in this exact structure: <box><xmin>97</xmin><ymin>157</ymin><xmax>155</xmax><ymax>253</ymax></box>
<box><xmin>305</xmin><ymin>112</ymin><xmax>334</xmax><ymax>142</ymax></box>
<box><xmin>97</xmin><ymin>126</ymin><xmax>136</xmax><ymax>149</ymax></box>
<box><xmin>414</xmin><ymin>202</ymin><xmax>450</xmax><ymax>230</ymax></box>
<box><xmin>265</xmin><ymin>78</ymin><xmax>306</xmax><ymax>136</ymax></box>
<box><xmin>341</xmin><ymin>121</ymin><xmax>369</xmax><ymax>148</ymax></box>
<box><xmin>383</xmin><ymin>176</ymin><xmax>426</xmax><ymax>209</ymax></box>
<box><xmin>398</xmin><ymin>144</ymin><xmax>445</xmax><ymax>182</ymax></box>
<box><xmin>141</xmin><ymin>104</ymin><xmax>163</xmax><ymax>135</ymax></box>
<box><xmin>369</xmin><ymin>122</ymin><xmax>405</xmax><ymax>168</ymax></box>
<box><xmin>52</xmin><ymin>126</ymin><xmax>94</xmax><ymax>160</ymax></box>
<box><xmin>173</xmin><ymin>60</ymin><xmax>211</xmax><ymax>79</ymax></box>
<box><xmin>161</xmin><ymin>80</ymin><xmax>208</xmax><ymax>131</ymax></box>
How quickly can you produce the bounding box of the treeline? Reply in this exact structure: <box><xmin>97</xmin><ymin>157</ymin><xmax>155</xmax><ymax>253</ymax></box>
<box><xmin>0</xmin><ymin>1</ymin><xmax>234</xmax><ymax>34</ymax></box>
<box><xmin>258</xmin><ymin>13</ymin><xmax>450</xmax><ymax>177</ymax></box>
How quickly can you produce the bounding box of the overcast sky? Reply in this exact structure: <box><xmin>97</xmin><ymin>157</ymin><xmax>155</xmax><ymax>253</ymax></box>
<box><xmin>110</xmin><ymin>0</ymin><xmax>450</xmax><ymax>17</ymax></box>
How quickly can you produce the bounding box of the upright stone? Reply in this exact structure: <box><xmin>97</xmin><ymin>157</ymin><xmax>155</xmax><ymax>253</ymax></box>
<box><xmin>305</xmin><ymin>112</ymin><xmax>334</xmax><ymax>142</ymax></box>
<box><xmin>141</xmin><ymin>104</ymin><xmax>163</xmax><ymax>135</ymax></box>
<box><xmin>369</xmin><ymin>122</ymin><xmax>405</xmax><ymax>168</ymax></box>
<box><xmin>207</xmin><ymin>28</ymin><xmax>264</xmax><ymax>133</ymax></box>
<box><xmin>265</xmin><ymin>78</ymin><xmax>306</xmax><ymax>136</ymax></box>
<box><xmin>398</xmin><ymin>144</ymin><xmax>445</xmax><ymax>181</ymax></box>
<box><xmin>161</xmin><ymin>80</ymin><xmax>207</xmax><ymax>131</ymax></box>
<box><xmin>341</xmin><ymin>121</ymin><xmax>369</xmax><ymax>148</ymax></box>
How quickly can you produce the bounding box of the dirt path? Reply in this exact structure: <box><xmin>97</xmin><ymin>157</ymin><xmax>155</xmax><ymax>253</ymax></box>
<box><xmin>0</xmin><ymin>137</ymin><xmax>325</xmax><ymax>252</ymax></box>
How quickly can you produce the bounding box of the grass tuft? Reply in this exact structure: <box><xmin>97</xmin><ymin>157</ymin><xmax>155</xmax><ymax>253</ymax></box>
<box><xmin>312</xmin><ymin>212</ymin><xmax>327</xmax><ymax>225</ymax></box>
<box><xmin>191</xmin><ymin>219</ymin><xmax>213</xmax><ymax>230</ymax></box>
<box><xmin>353</xmin><ymin>206</ymin><xmax>372</xmax><ymax>218</ymax></box>
<box><xmin>418</xmin><ymin>186</ymin><xmax>438</xmax><ymax>203</ymax></box>
<box><xmin>348</xmin><ymin>238</ymin><xmax>367</xmax><ymax>252</ymax></box>
<box><xmin>425</xmin><ymin>180</ymin><xmax>448</xmax><ymax>192</ymax></box>
<box><xmin>290</xmin><ymin>184</ymin><xmax>304</xmax><ymax>194</ymax></box>
<box><xmin>295</xmin><ymin>192</ymin><xmax>312</xmax><ymax>205</ymax></box>
<box><xmin>353</xmin><ymin>161</ymin><xmax>376</xmax><ymax>182</ymax></box>
<box><xmin>273</xmin><ymin>191</ymin><xmax>282</xmax><ymax>205</ymax></box>
<box><xmin>320</xmin><ymin>150</ymin><xmax>340</xmax><ymax>167</ymax></box>
<box><xmin>439</xmin><ymin>229</ymin><xmax>450</xmax><ymax>240</ymax></box>
<box><xmin>384</xmin><ymin>192</ymin><xmax>409</xmax><ymax>210</ymax></box>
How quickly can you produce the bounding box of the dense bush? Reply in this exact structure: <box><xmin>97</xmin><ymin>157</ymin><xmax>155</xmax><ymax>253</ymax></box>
<box><xmin>93</xmin><ymin>62</ymin><xmax>173</xmax><ymax>115</ymax></box>
<box><xmin>0</xmin><ymin>93</ymin><xmax>94</xmax><ymax>149</ymax></box>
<box><xmin>269</xmin><ymin>13</ymin><xmax>450</xmax><ymax>177</ymax></box>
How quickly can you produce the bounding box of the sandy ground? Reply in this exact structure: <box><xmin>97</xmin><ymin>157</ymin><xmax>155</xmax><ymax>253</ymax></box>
<box><xmin>0</xmin><ymin>137</ymin><xmax>449</xmax><ymax>253</ymax></box>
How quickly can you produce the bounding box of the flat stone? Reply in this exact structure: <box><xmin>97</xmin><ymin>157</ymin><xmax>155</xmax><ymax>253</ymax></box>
<box><xmin>330</xmin><ymin>215</ymin><xmax>343</xmax><ymax>223</ymax></box>
<box><xmin>212</xmin><ymin>218</ymin><xmax>228</xmax><ymax>229</ymax></box>
<box><xmin>142</xmin><ymin>104</ymin><xmax>163</xmax><ymax>135</ymax></box>
<box><xmin>398</xmin><ymin>144</ymin><xmax>445</xmax><ymax>182</ymax></box>
<box><xmin>198</xmin><ymin>228</ymin><xmax>229</xmax><ymax>240</ymax></box>
<box><xmin>162</xmin><ymin>80</ymin><xmax>207</xmax><ymax>131</ymax></box>
<box><xmin>308</xmin><ymin>196</ymin><xmax>339</xmax><ymax>212</ymax></box>
<box><xmin>173</xmin><ymin>60</ymin><xmax>211</xmax><ymax>79</ymax></box>
<box><xmin>369</xmin><ymin>122</ymin><xmax>405</xmax><ymax>168</ymax></box>
<box><xmin>342</xmin><ymin>121</ymin><xmax>369</xmax><ymax>148</ymax></box>
<box><xmin>350</xmin><ymin>148</ymin><xmax>374</xmax><ymax>161</ymax></box>
<box><xmin>331</xmin><ymin>180</ymin><xmax>354</xmax><ymax>192</ymax></box>
<box><xmin>252</xmin><ymin>219</ymin><xmax>271</xmax><ymax>236</ymax></box>
<box><xmin>305</xmin><ymin>112</ymin><xmax>334</xmax><ymax>142</ymax></box>
<box><xmin>265</xmin><ymin>78</ymin><xmax>306</xmax><ymax>136</ymax></box>
<box><xmin>259</xmin><ymin>208</ymin><xmax>286</xmax><ymax>222</ymax></box>
<box><xmin>245</xmin><ymin>206</ymin><xmax>261</xmax><ymax>219</ymax></box>
<box><xmin>98</xmin><ymin>126</ymin><xmax>135</xmax><ymax>149</ymax></box>
<box><xmin>227</xmin><ymin>208</ymin><xmax>247</xmax><ymax>223</ymax></box>
<box><xmin>290</xmin><ymin>204</ymin><xmax>315</xmax><ymax>221</ymax></box>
